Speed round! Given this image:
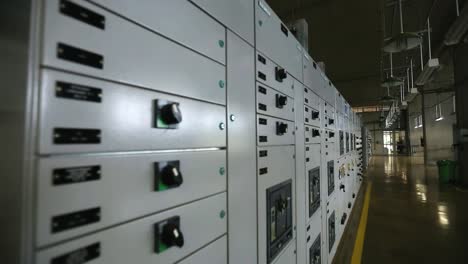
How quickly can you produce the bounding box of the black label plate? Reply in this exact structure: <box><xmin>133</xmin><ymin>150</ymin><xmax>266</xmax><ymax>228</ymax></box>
<box><xmin>57</xmin><ymin>43</ymin><xmax>104</xmax><ymax>69</ymax></box>
<box><xmin>56</xmin><ymin>81</ymin><xmax>102</xmax><ymax>103</ymax></box>
<box><xmin>52</xmin><ymin>207</ymin><xmax>101</xmax><ymax>233</ymax></box>
<box><xmin>54</xmin><ymin>128</ymin><xmax>101</xmax><ymax>144</ymax></box>
<box><xmin>53</xmin><ymin>165</ymin><xmax>101</xmax><ymax>186</ymax></box>
<box><xmin>51</xmin><ymin>242</ymin><xmax>101</xmax><ymax>264</ymax></box>
<box><xmin>60</xmin><ymin>0</ymin><xmax>105</xmax><ymax>30</ymax></box>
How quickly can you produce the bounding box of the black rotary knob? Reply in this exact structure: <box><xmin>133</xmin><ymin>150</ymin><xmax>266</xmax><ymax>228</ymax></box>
<box><xmin>161</xmin><ymin>165</ymin><xmax>183</xmax><ymax>187</ymax></box>
<box><xmin>162</xmin><ymin>222</ymin><xmax>184</xmax><ymax>248</ymax></box>
<box><xmin>341</xmin><ymin>213</ymin><xmax>347</xmax><ymax>225</ymax></box>
<box><xmin>340</xmin><ymin>184</ymin><xmax>345</xmax><ymax>192</ymax></box>
<box><xmin>312</xmin><ymin>129</ymin><xmax>320</xmax><ymax>137</ymax></box>
<box><xmin>276</xmin><ymin>122</ymin><xmax>288</xmax><ymax>135</ymax></box>
<box><xmin>275</xmin><ymin>67</ymin><xmax>287</xmax><ymax>82</ymax></box>
<box><xmin>312</xmin><ymin>111</ymin><xmax>320</xmax><ymax>120</ymax></box>
<box><xmin>161</xmin><ymin>103</ymin><xmax>182</xmax><ymax>125</ymax></box>
<box><xmin>276</xmin><ymin>94</ymin><xmax>288</xmax><ymax>108</ymax></box>
<box><xmin>348</xmin><ymin>202</ymin><xmax>351</xmax><ymax>209</ymax></box>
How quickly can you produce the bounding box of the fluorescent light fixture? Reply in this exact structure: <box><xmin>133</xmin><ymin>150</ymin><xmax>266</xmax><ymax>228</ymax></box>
<box><xmin>381</xmin><ymin>76</ymin><xmax>404</xmax><ymax>88</ymax></box>
<box><xmin>435</xmin><ymin>103</ymin><xmax>444</xmax><ymax>121</ymax></box>
<box><xmin>444</xmin><ymin>4</ymin><xmax>468</xmax><ymax>46</ymax></box>
<box><xmin>453</xmin><ymin>95</ymin><xmax>456</xmax><ymax>114</ymax></box>
<box><xmin>415</xmin><ymin>58</ymin><xmax>440</xmax><ymax>86</ymax></box>
<box><xmin>384</xmin><ymin>32</ymin><xmax>422</xmax><ymax>52</ymax></box>
<box><xmin>405</xmin><ymin>88</ymin><xmax>419</xmax><ymax>103</ymax></box>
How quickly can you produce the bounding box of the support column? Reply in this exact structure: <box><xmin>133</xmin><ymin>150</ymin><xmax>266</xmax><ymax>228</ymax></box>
<box><xmin>453</xmin><ymin>43</ymin><xmax>468</xmax><ymax>187</ymax></box>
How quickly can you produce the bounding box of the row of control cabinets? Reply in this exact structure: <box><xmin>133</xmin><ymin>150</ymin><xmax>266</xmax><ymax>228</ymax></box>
<box><xmin>21</xmin><ymin>0</ymin><xmax>240</xmax><ymax>263</ymax></box>
<box><xmin>0</xmin><ymin>0</ymin><xmax>366</xmax><ymax>264</ymax></box>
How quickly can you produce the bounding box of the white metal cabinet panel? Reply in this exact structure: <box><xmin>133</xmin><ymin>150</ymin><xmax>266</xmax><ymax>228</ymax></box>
<box><xmin>294</xmin><ymin>79</ymin><xmax>307</xmax><ymax>264</ymax></box>
<box><xmin>190</xmin><ymin>0</ymin><xmax>254</xmax><ymax>45</ymax></box>
<box><xmin>90</xmin><ymin>0</ymin><xmax>226</xmax><ymax>64</ymax></box>
<box><xmin>304</xmin><ymin>87</ymin><xmax>321</xmax><ymax>108</ymax></box>
<box><xmin>303</xmin><ymin>52</ymin><xmax>323</xmax><ymax>94</ymax></box>
<box><xmin>257</xmin><ymin>114</ymin><xmax>295</xmax><ymax>146</ymax></box>
<box><xmin>257</xmin><ymin>145</ymin><xmax>295</xmax><ymax>264</ymax></box>
<box><xmin>36</xmin><ymin>150</ymin><xmax>226</xmax><ymax>247</ymax></box>
<box><xmin>272</xmin><ymin>242</ymin><xmax>296</xmax><ymax>264</ymax></box>
<box><xmin>305</xmin><ymin>144</ymin><xmax>321</xmax><ymax>172</ymax></box>
<box><xmin>255</xmin><ymin>1</ymin><xmax>303</xmax><ymax>80</ymax></box>
<box><xmin>39</xmin><ymin>70</ymin><xmax>226</xmax><ymax>154</ymax></box>
<box><xmin>43</xmin><ymin>0</ymin><xmax>226</xmax><ymax>105</ymax></box>
<box><xmin>304</xmin><ymin>104</ymin><xmax>321</xmax><ymax>128</ymax></box>
<box><xmin>306</xmin><ymin>211</ymin><xmax>322</xmax><ymax>264</ymax></box>
<box><xmin>326</xmin><ymin>199</ymin><xmax>338</xmax><ymax>264</ymax></box>
<box><xmin>305</xmin><ymin>125</ymin><xmax>321</xmax><ymax>145</ymax></box>
<box><xmin>257</xmin><ymin>83</ymin><xmax>295</xmax><ymax>121</ymax></box>
<box><xmin>324</xmin><ymin>130</ymin><xmax>337</xmax><ymax>145</ymax></box>
<box><xmin>36</xmin><ymin>193</ymin><xmax>227</xmax><ymax>264</ymax></box>
<box><xmin>226</xmin><ymin>30</ymin><xmax>257</xmax><ymax>264</ymax></box>
<box><xmin>256</xmin><ymin>51</ymin><xmax>295</xmax><ymax>98</ymax></box>
<box><xmin>178</xmin><ymin>236</ymin><xmax>227</xmax><ymax>264</ymax></box>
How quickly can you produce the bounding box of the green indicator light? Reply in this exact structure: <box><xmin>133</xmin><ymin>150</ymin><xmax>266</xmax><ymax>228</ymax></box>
<box><xmin>219</xmin><ymin>210</ymin><xmax>226</xmax><ymax>219</ymax></box>
<box><xmin>218</xmin><ymin>40</ymin><xmax>225</xmax><ymax>48</ymax></box>
<box><xmin>219</xmin><ymin>167</ymin><xmax>225</xmax><ymax>175</ymax></box>
<box><xmin>159</xmin><ymin>242</ymin><xmax>168</xmax><ymax>253</ymax></box>
<box><xmin>259</xmin><ymin>20</ymin><xmax>263</xmax><ymax>26</ymax></box>
<box><xmin>156</xmin><ymin>117</ymin><xmax>169</xmax><ymax>129</ymax></box>
<box><xmin>158</xmin><ymin>183</ymin><xmax>169</xmax><ymax>191</ymax></box>
<box><xmin>219</xmin><ymin>80</ymin><xmax>225</xmax><ymax>88</ymax></box>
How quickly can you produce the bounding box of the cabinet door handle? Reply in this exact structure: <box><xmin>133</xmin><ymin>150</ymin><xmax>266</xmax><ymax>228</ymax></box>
<box><xmin>280</xmin><ymin>23</ymin><xmax>288</xmax><ymax>37</ymax></box>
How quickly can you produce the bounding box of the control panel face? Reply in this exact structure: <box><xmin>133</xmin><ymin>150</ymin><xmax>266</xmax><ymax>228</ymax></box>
<box><xmin>43</xmin><ymin>0</ymin><xmax>226</xmax><ymax>105</ymax></box>
<box><xmin>267</xmin><ymin>180</ymin><xmax>293</xmax><ymax>263</ymax></box>
<box><xmin>304</xmin><ymin>105</ymin><xmax>321</xmax><ymax>127</ymax></box>
<box><xmin>328</xmin><ymin>211</ymin><xmax>336</xmax><ymax>252</ymax></box>
<box><xmin>256</xmin><ymin>52</ymin><xmax>295</xmax><ymax>98</ymax></box>
<box><xmin>256</xmin><ymin>83</ymin><xmax>295</xmax><ymax>121</ymax></box>
<box><xmin>257</xmin><ymin>115</ymin><xmax>295</xmax><ymax>146</ymax></box>
<box><xmin>305</xmin><ymin>125</ymin><xmax>321</xmax><ymax>144</ymax></box>
<box><xmin>308</xmin><ymin>167</ymin><xmax>320</xmax><ymax>217</ymax></box>
<box><xmin>327</xmin><ymin>160</ymin><xmax>335</xmax><ymax>196</ymax></box>
<box><xmin>309</xmin><ymin>235</ymin><xmax>321</xmax><ymax>264</ymax></box>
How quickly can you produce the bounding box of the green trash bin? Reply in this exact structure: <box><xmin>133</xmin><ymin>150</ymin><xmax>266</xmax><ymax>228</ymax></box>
<box><xmin>436</xmin><ymin>160</ymin><xmax>456</xmax><ymax>184</ymax></box>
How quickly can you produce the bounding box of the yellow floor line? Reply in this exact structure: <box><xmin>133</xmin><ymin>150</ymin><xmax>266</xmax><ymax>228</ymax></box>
<box><xmin>351</xmin><ymin>182</ymin><xmax>372</xmax><ymax>264</ymax></box>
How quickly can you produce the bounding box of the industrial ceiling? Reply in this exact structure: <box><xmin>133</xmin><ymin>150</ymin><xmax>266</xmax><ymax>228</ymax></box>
<box><xmin>266</xmin><ymin>0</ymin><xmax>465</xmax><ymax>107</ymax></box>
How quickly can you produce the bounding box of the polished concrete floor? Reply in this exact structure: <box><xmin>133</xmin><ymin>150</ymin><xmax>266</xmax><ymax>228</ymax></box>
<box><xmin>362</xmin><ymin>156</ymin><xmax>468</xmax><ymax>263</ymax></box>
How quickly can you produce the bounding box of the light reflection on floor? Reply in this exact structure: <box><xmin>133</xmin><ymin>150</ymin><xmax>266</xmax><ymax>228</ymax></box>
<box><xmin>362</xmin><ymin>156</ymin><xmax>468</xmax><ymax>263</ymax></box>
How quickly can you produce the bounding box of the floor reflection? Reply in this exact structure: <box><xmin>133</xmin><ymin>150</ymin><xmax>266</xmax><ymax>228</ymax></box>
<box><xmin>362</xmin><ymin>156</ymin><xmax>468</xmax><ymax>263</ymax></box>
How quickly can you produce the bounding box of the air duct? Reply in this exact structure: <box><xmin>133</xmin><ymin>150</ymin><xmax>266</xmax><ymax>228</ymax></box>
<box><xmin>444</xmin><ymin>3</ymin><xmax>468</xmax><ymax>46</ymax></box>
